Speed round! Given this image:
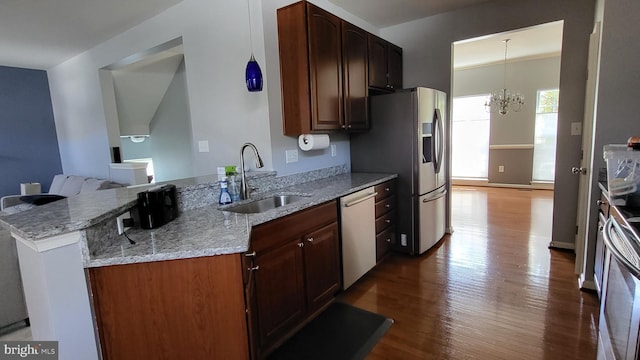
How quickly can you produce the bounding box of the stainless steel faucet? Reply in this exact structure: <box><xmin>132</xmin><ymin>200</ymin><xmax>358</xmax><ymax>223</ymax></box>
<box><xmin>240</xmin><ymin>143</ymin><xmax>264</xmax><ymax>200</ymax></box>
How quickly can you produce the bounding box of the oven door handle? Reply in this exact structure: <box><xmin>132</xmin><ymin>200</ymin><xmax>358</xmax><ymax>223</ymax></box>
<box><xmin>603</xmin><ymin>217</ymin><xmax>640</xmax><ymax>278</ymax></box>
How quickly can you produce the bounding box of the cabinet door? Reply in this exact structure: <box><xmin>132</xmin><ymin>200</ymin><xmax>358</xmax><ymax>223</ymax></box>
<box><xmin>255</xmin><ymin>240</ymin><xmax>306</xmax><ymax>350</ymax></box>
<box><xmin>303</xmin><ymin>222</ymin><xmax>341</xmax><ymax>312</ymax></box>
<box><xmin>387</xmin><ymin>43</ymin><xmax>403</xmax><ymax>90</ymax></box>
<box><xmin>342</xmin><ymin>22</ymin><xmax>368</xmax><ymax>131</ymax></box>
<box><xmin>307</xmin><ymin>4</ymin><xmax>343</xmax><ymax>132</ymax></box>
<box><xmin>90</xmin><ymin>255</ymin><xmax>249</xmax><ymax>360</ymax></box>
<box><xmin>367</xmin><ymin>34</ymin><xmax>387</xmax><ymax>89</ymax></box>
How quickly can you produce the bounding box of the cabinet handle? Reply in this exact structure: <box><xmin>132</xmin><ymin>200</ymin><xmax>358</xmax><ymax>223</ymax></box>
<box><xmin>347</xmin><ymin>124</ymin><xmax>352</xmax><ymax>129</ymax></box>
<box><xmin>385</xmin><ymin>219</ymin><xmax>391</xmax><ymax>223</ymax></box>
<box><xmin>386</xmin><ymin>238</ymin><xmax>391</xmax><ymax>243</ymax></box>
<box><xmin>248</xmin><ymin>265</ymin><xmax>260</xmax><ymax>272</ymax></box>
<box><xmin>597</xmin><ymin>200</ymin><xmax>607</xmax><ymax>206</ymax></box>
<box><xmin>385</xmin><ymin>204</ymin><xmax>391</xmax><ymax>208</ymax></box>
<box><xmin>307</xmin><ymin>237</ymin><xmax>314</xmax><ymax>243</ymax></box>
<box><xmin>385</xmin><ymin>187</ymin><xmax>390</xmax><ymax>192</ymax></box>
<box><xmin>245</xmin><ymin>251</ymin><xmax>256</xmax><ymax>257</ymax></box>
<box><xmin>341</xmin><ymin>124</ymin><xmax>347</xmax><ymax>129</ymax></box>
<box><xmin>298</xmin><ymin>242</ymin><xmax>304</xmax><ymax>248</ymax></box>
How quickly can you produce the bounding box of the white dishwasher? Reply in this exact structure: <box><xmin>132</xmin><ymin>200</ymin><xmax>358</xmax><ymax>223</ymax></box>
<box><xmin>340</xmin><ymin>186</ymin><xmax>377</xmax><ymax>290</ymax></box>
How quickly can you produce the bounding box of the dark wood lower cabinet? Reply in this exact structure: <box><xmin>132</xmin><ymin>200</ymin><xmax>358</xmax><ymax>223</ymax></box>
<box><xmin>254</xmin><ymin>239</ymin><xmax>306</xmax><ymax>349</ymax></box>
<box><xmin>89</xmin><ymin>255</ymin><xmax>249</xmax><ymax>360</ymax></box>
<box><xmin>246</xmin><ymin>201</ymin><xmax>341</xmax><ymax>359</ymax></box>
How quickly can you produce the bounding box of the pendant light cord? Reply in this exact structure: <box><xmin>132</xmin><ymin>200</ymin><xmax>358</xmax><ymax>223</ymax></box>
<box><xmin>502</xmin><ymin>39</ymin><xmax>509</xmax><ymax>90</ymax></box>
<box><xmin>247</xmin><ymin>0</ymin><xmax>254</xmax><ymax>55</ymax></box>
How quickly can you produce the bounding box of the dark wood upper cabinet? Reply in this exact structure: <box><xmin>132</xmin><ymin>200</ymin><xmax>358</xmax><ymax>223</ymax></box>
<box><xmin>368</xmin><ymin>35</ymin><xmax>388</xmax><ymax>89</ymax></box>
<box><xmin>278</xmin><ymin>1</ymin><xmax>402</xmax><ymax>136</ymax></box>
<box><xmin>387</xmin><ymin>43</ymin><xmax>403</xmax><ymax>90</ymax></box>
<box><xmin>368</xmin><ymin>34</ymin><xmax>403</xmax><ymax>91</ymax></box>
<box><xmin>307</xmin><ymin>5</ymin><xmax>343</xmax><ymax>132</ymax></box>
<box><xmin>342</xmin><ymin>22</ymin><xmax>369</xmax><ymax>131</ymax></box>
<box><xmin>278</xmin><ymin>2</ymin><xmax>343</xmax><ymax>136</ymax></box>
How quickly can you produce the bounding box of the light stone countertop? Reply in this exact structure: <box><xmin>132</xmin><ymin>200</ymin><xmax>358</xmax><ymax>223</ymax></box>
<box><xmin>1</xmin><ymin>172</ymin><xmax>396</xmax><ymax>268</ymax></box>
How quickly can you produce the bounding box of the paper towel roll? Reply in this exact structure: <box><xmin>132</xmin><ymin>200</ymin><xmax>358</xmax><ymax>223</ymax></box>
<box><xmin>298</xmin><ymin>134</ymin><xmax>330</xmax><ymax>151</ymax></box>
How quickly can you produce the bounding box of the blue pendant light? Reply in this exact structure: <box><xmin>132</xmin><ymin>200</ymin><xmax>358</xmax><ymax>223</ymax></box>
<box><xmin>246</xmin><ymin>54</ymin><xmax>263</xmax><ymax>92</ymax></box>
<box><xmin>245</xmin><ymin>0</ymin><xmax>263</xmax><ymax>92</ymax></box>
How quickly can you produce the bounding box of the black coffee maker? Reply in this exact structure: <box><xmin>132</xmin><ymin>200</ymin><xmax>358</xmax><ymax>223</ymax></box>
<box><xmin>137</xmin><ymin>184</ymin><xmax>178</xmax><ymax>229</ymax></box>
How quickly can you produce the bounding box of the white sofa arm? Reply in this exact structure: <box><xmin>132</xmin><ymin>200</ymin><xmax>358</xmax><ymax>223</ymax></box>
<box><xmin>1</xmin><ymin>195</ymin><xmax>26</xmax><ymax>211</ymax></box>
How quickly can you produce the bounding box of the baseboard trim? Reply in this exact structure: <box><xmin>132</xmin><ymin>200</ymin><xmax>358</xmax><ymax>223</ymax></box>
<box><xmin>549</xmin><ymin>241</ymin><xmax>575</xmax><ymax>250</ymax></box>
<box><xmin>578</xmin><ymin>273</ymin><xmax>597</xmax><ymax>291</ymax></box>
<box><xmin>452</xmin><ymin>178</ymin><xmax>554</xmax><ymax>190</ymax></box>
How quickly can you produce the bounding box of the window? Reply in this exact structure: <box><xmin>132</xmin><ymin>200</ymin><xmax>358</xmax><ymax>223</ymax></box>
<box><xmin>451</xmin><ymin>95</ymin><xmax>491</xmax><ymax>179</ymax></box>
<box><xmin>532</xmin><ymin>89</ymin><xmax>559</xmax><ymax>182</ymax></box>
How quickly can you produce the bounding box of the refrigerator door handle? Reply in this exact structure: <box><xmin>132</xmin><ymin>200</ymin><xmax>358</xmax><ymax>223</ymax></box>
<box><xmin>422</xmin><ymin>188</ymin><xmax>447</xmax><ymax>202</ymax></box>
<box><xmin>434</xmin><ymin>108</ymin><xmax>444</xmax><ymax>174</ymax></box>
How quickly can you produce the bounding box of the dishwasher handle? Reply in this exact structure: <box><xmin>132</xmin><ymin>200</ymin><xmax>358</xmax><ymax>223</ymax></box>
<box><xmin>343</xmin><ymin>192</ymin><xmax>378</xmax><ymax>207</ymax></box>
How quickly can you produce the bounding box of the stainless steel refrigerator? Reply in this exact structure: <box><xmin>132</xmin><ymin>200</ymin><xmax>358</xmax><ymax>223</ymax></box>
<box><xmin>350</xmin><ymin>87</ymin><xmax>447</xmax><ymax>255</ymax></box>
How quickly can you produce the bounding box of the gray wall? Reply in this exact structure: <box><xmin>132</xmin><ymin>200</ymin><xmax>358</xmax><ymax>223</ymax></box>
<box><xmin>382</xmin><ymin>0</ymin><xmax>595</xmax><ymax>247</ymax></box>
<box><xmin>584</xmin><ymin>0</ymin><xmax>640</xmax><ymax>281</ymax></box>
<box><xmin>0</xmin><ymin>66</ymin><xmax>62</xmax><ymax>197</ymax></box>
<box><xmin>149</xmin><ymin>59</ymin><xmax>194</xmax><ymax>182</ymax></box>
<box><xmin>453</xmin><ymin>56</ymin><xmax>561</xmax><ymax>184</ymax></box>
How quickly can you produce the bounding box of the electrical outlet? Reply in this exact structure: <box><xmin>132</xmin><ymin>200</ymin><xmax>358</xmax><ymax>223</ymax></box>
<box><xmin>116</xmin><ymin>212</ymin><xmax>132</xmax><ymax>235</ymax></box>
<box><xmin>331</xmin><ymin>144</ymin><xmax>337</xmax><ymax>157</ymax></box>
<box><xmin>498</xmin><ymin>165</ymin><xmax>505</xmax><ymax>173</ymax></box>
<box><xmin>285</xmin><ymin>149</ymin><xmax>298</xmax><ymax>163</ymax></box>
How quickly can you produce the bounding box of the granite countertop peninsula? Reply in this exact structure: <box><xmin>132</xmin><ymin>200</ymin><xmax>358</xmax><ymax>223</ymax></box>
<box><xmin>1</xmin><ymin>172</ymin><xmax>396</xmax><ymax>268</ymax></box>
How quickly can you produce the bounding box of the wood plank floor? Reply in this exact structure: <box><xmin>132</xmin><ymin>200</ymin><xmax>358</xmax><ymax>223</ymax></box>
<box><xmin>339</xmin><ymin>186</ymin><xmax>600</xmax><ymax>359</ymax></box>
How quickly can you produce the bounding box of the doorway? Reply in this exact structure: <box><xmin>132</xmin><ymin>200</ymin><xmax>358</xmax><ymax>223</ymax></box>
<box><xmin>450</xmin><ymin>21</ymin><xmax>564</xmax><ymax>245</ymax></box>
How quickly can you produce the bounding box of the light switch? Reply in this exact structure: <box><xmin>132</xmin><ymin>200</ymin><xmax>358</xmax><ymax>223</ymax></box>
<box><xmin>571</xmin><ymin>122</ymin><xmax>582</xmax><ymax>136</ymax></box>
<box><xmin>198</xmin><ymin>140</ymin><xmax>209</xmax><ymax>152</ymax></box>
<box><xmin>285</xmin><ymin>149</ymin><xmax>298</xmax><ymax>163</ymax></box>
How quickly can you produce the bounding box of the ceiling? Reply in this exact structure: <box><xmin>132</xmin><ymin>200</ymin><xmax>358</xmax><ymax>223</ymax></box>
<box><xmin>0</xmin><ymin>0</ymin><xmax>561</xmax><ymax>71</ymax></box>
<box><xmin>0</xmin><ymin>0</ymin><xmax>183</xmax><ymax>70</ymax></box>
<box><xmin>327</xmin><ymin>0</ymin><xmax>493</xmax><ymax>27</ymax></box>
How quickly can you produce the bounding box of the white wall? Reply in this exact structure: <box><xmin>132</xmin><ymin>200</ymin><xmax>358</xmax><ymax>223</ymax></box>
<box><xmin>49</xmin><ymin>0</ymin><xmax>272</xmax><ymax>180</ymax></box>
<box><xmin>48</xmin><ymin>0</ymin><xmax>382</xmax><ymax>181</ymax></box>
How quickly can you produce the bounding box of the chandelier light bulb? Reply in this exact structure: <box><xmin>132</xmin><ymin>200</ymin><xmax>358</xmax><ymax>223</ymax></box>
<box><xmin>485</xmin><ymin>39</ymin><xmax>525</xmax><ymax>115</ymax></box>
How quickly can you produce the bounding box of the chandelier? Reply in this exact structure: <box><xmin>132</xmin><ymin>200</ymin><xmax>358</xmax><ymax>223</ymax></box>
<box><xmin>485</xmin><ymin>39</ymin><xmax>524</xmax><ymax>115</ymax></box>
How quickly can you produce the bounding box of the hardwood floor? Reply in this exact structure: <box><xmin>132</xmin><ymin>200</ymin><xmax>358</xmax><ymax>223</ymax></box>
<box><xmin>339</xmin><ymin>186</ymin><xmax>600</xmax><ymax>359</ymax></box>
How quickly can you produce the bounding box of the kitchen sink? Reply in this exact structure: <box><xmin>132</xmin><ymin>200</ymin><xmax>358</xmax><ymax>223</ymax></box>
<box><xmin>223</xmin><ymin>194</ymin><xmax>308</xmax><ymax>214</ymax></box>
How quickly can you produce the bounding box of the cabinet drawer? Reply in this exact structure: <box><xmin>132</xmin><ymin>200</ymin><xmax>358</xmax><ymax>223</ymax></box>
<box><xmin>374</xmin><ymin>180</ymin><xmax>395</xmax><ymax>201</ymax></box>
<box><xmin>251</xmin><ymin>201</ymin><xmax>338</xmax><ymax>253</ymax></box>
<box><xmin>376</xmin><ymin>226</ymin><xmax>395</xmax><ymax>261</ymax></box>
<box><xmin>375</xmin><ymin>210</ymin><xmax>395</xmax><ymax>234</ymax></box>
<box><xmin>375</xmin><ymin>195</ymin><xmax>395</xmax><ymax>217</ymax></box>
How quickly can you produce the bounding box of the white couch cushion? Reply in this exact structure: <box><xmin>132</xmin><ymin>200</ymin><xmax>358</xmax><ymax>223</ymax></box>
<box><xmin>48</xmin><ymin>175</ymin><xmax>68</xmax><ymax>195</ymax></box>
<box><xmin>58</xmin><ymin>176</ymin><xmax>85</xmax><ymax>197</ymax></box>
<box><xmin>80</xmin><ymin>178</ymin><xmax>112</xmax><ymax>193</ymax></box>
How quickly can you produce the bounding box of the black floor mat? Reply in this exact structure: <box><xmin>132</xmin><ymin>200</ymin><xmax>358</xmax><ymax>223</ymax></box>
<box><xmin>268</xmin><ymin>302</ymin><xmax>393</xmax><ymax>360</ymax></box>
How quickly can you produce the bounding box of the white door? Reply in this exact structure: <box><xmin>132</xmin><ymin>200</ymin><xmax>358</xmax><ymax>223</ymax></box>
<box><xmin>575</xmin><ymin>22</ymin><xmax>602</xmax><ymax>283</ymax></box>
